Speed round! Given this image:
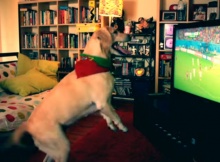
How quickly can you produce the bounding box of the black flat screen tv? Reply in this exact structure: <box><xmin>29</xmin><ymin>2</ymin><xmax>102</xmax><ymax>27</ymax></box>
<box><xmin>172</xmin><ymin>21</ymin><xmax>220</xmax><ymax>104</ymax></box>
<box><xmin>171</xmin><ymin>20</ymin><xmax>220</xmax><ymax>161</ymax></box>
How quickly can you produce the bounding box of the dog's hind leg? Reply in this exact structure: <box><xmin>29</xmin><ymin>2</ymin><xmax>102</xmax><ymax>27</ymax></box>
<box><xmin>34</xmin><ymin>126</ymin><xmax>70</xmax><ymax>162</ymax></box>
<box><xmin>100</xmin><ymin>113</ymin><xmax>117</xmax><ymax>131</ymax></box>
<box><xmin>100</xmin><ymin>103</ymin><xmax>128</xmax><ymax>132</ymax></box>
<box><xmin>43</xmin><ymin>154</ymin><xmax>54</xmax><ymax>162</ymax></box>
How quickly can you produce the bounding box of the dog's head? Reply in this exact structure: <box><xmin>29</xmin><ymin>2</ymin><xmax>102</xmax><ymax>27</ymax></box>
<box><xmin>83</xmin><ymin>26</ymin><xmax>131</xmax><ymax>59</ymax></box>
<box><xmin>111</xmin><ymin>17</ymin><xmax>125</xmax><ymax>33</ymax></box>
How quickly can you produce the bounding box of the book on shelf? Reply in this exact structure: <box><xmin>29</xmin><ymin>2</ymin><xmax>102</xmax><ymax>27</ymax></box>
<box><xmin>59</xmin><ymin>33</ymin><xmax>78</xmax><ymax>48</ymax></box>
<box><xmin>160</xmin><ymin>53</ymin><xmax>172</xmax><ymax>60</ymax></box>
<box><xmin>159</xmin><ymin>53</ymin><xmax>172</xmax><ymax>77</ymax></box>
<box><xmin>60</xmin><ymin>57</ymin><xmax>75</xmax><ymax>70</ymax></box>
<box><xmin>20</xmin><ymin>8</ymin><xmax>37</xmax><ymax>26</ymax></box>
<box><xmin>95</xmin><ymin>1</ymin><xmax>100</xmax><ymax>22</ymax></box>
<box><xmin>40</xmin><ymin>53</ymin><xmax>57</xmax><ymax>61</ymax></box>
<box><xmin>114</xmin><ymin>78</ymin><xmax>132</xmax><ymax>97</ymax></box>
<box><xmin>161</xmin><ymin>80</ymin><xmax>171</xmax><ymax>94</ymax></box>
<box><xmin>40</xmin><ymin>10</ymin><xmax>57</xmax><ymax>25</ymax></box>
<box><xmin>59</xmin><ymin>6</ymin><xmax>78</xmax><ymax>24</ymax></box>
<box><xmin>69</xmin><ymin>34</ymin><xmax>78</xmax><ymax>48</ymax></box>
<box><xmin>40</xmin><ymin>32</ymin><xmax>57</xmax><ymax>48</ymax></box>
<box><xmin>81</xmin><ymin>33</ymin><xmax>92</xmax><ymax>48</ymax></box>
<box><xmin>22</xmin><ymin>32</ymin><xmax>38</xmax><ymax>48</ymax></box>
<box><xmin>28</xmin><ymin>52</ymin><xmax>38</xmax><ymax>59</ymax></box>
<box><xmin>88</xmin><ymin>0</ymin><xmax>95</xmax><ymax>23</ymax></box>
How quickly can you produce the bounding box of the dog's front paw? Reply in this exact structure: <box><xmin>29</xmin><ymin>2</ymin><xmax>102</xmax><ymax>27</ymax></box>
<box><xmin>108</xmin><ymin>123</ymin><xmax>117</xmax><ymax>132</ymax></box>
<box><xmin>121</xmin><ymin>126</ymin><xmax>128</xmax><ymax>132</ymax></box>
<box><xmin>116</xmin><ymin>123</ymin><xmax>128</xmax><ymax>132</ymax></box>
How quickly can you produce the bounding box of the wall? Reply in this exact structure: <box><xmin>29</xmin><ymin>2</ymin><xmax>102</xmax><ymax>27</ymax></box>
<box><xmin>124</xmin><ymin>0</ymin><xmax>157</xmax><ymax>21</ymax></box>
<box><xmin>0</xmin><ymin>0</ymin><xmax>157</xmax><ymax>53</ymax></box>
<box><xmin>0</xmin><ymin>0</ymin><xmax>19</xmax><ymax>53</ymax></box>
<box><xmin>0</xmin><ymin>13</ymin><xmax>1</xmax><ymax>52</ymax></box>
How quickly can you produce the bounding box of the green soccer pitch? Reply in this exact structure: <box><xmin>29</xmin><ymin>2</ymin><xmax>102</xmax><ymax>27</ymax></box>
<box><xmin>173</xmin><ymin>50</ymin><xmax>220</xmax><ymax>103</ymax></box>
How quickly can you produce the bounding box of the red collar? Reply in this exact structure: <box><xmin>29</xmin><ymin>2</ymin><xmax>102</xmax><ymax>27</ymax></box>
<box><xmin>75</xmin><ymin>59</ymin><xmax>110</xmax><ymax>78</ymax></box>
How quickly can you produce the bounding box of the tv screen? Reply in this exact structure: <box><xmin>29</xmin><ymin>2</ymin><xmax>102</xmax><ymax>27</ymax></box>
<box><xmin>172</xmin><ymin>20</ymin><xmax>220</xmax><ymax>104</ymax></box>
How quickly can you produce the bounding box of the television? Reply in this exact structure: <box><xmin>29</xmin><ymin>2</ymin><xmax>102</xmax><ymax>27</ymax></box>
<box><xmin>171</xmin><ymin>20</ymin><xmax>220</xmax><ymax>161</ymax></box>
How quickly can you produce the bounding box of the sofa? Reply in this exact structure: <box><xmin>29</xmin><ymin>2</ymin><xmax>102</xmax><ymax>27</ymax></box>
<box><xmin>0</xmin><ymin>52</ymin><xmax>59</xmax><ymax>132</ymax></box>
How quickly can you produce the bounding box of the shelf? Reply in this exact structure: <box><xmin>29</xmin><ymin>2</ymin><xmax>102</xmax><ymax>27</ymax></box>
<box><xmin>112</xmin><ymin>54</ymin><xmax>151</xmax><ymax>59</ymax></box>
<box><xmin>113</xmin><ymin>74</ymin><xmax>153</xmax><ymax>79</ymax></box>
<box><xmin>112</xmin><ymin>96</ymin><xmax>134</xmax><ymax>101</ymax></box>
<box><xmin>158</xmin><ymin>77</ymin><xmax>171</xmax><ymax>80</ymax></box>
<box><xmin>58</xmin><ymin>48</ymin><xmax>78</xmax><ymax>50</ymax></box>
<box><xmin>18</xmin><ymin>0</ymin><xmax>108</xmax><ymax>67</ymax></box>
<box><xmin>155</xmin><ymin>0</ymin><xmax>219</xmax><ymax>93</ymax></box>
<box><xmin>111</xmin><ymin>32</ymin><xmax>155</xmax><ymax>98</ymax></box>
<box><xmin>20</xmin><ymin>25</ymin><xmax>38</xmax><ymax>28</ymax></box>
<box><xmin>39</xmin><ymin>48</ymin><xmax>57</xmax><ymax>50</ymax></box>
<box><xmin>131</xmin><ymin>33</ymin><xmax>155</xmax><ymax>37</ymax></box>
<box><xmin>159</xmin><ymin>49</ymin><xmax>172</xmax><ymax>52</ymax></box>
<box><xmin>159</xmin><ymin>21</ymin><xmax>187</xmax><ymax>24</ymax></box>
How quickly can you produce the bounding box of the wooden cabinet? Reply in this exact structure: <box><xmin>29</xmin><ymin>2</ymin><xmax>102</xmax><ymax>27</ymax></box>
<box><xmin>155</xmin><ymin>0</ymin><xmax>220</xmax><ymax>93</ymax></box>
<box><xmin>18</xmin><ymin>0</ymin><xmax>108</xmax><ymax>70</ymax></box>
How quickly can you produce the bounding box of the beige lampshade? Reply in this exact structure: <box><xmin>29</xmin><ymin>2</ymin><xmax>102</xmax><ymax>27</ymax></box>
<box><xmin>99</xmin><ymin>0</ymin><xmax>123</xmax><ymax>17</ymax></box>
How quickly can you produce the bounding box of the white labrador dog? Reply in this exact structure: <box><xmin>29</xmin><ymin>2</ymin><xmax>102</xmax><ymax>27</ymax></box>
<box><xmin>12</xmin><ymin>26</ymin><xmax>130</xmax><ymax>162</ymax></box>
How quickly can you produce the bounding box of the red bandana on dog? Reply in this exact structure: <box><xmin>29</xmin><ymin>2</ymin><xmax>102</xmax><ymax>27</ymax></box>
<box><xmin>75</xmin><ymin>53</ymin><xmax>111</xmax><ymax>78</ymax></box>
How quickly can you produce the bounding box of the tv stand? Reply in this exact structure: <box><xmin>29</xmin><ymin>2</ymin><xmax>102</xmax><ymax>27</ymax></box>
<box><xmin>134</xmin><ymin>92</ymin><xmax>220</xmax><ymax>162</ymax></box>
<box><xmin>133</xmin><ymin>93</ymin><xmax>195</xmax><ymax>162</ymax></box>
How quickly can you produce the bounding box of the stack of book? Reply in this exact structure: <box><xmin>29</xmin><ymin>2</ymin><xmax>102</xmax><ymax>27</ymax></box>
<box><xmin>113</xmin><ymin>78</ymin><xmax>132</xmax><ymax>97</ymax></box>
<box><xmin>159</xmin><ymin>53</ymin><xmax>172</xmax><ymax>77</ymax></box>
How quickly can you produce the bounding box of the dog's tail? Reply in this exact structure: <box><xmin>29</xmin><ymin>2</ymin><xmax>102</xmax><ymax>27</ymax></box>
<box><xmin>11</xmin><ymin>122</ymin><xmax>33</xmax><ymax>146</ymax></box>
<box><xmin>0</xmin><ymin>123</ymin><xmax>36</xmax><ymax>162</ymax></box>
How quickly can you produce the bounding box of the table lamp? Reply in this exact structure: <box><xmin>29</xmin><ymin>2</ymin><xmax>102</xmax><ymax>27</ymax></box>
<box><xmin>99</xmin><ymin>0</ymin><xmax>123</xmax><ymax>26</ymax></box>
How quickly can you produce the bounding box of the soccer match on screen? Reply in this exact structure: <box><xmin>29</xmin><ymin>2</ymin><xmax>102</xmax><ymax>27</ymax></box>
<box><xmin>173</xmin><ymin>26</ymin><xmax>220</xmax><ymax>103</ymax></box>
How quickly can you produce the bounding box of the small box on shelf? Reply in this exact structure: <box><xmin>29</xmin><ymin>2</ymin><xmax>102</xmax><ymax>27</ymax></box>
<box><xmin>164</xmin><ymin>37</ymin><xmax>173</xmax><ymax>50</ymax></box>
<box><xmin>127</xmin><ymin>43</ymin><xmax>151</xmax><ymax>56</ymax></box>
<box><xmin>113</xmin><ymin>78</ymin><xmax>133</xmax><ymax>97</ymax></box>
<box><xmin>207</xmin><ymin>7</ymin><xmax>218</xmax><ymax>20</ymax></box>
<box><xmin>40</xmin><ymin>53</ymin><xmax>57</xmax><ymax>61</ymax></box>
<box><xmin>76</xmin><ymin>23</ymin><xmax>101</xmax><ymax>33</ymax></box>
<box><xmin>159</xmin><ymin>53</ymin><xmax>172</xmax><ymax>78</ymax></box>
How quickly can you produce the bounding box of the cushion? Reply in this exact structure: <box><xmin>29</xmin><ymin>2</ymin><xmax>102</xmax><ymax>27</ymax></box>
<box><xmin>0</xmin><ymin>62</ymin><xmax>17</xmax><ymax>81</ymax></box>
<box><xmin>16</xmin><ymin>53</ymin><xmax>59</xmax><ymax>79</ymax></box>
<box><xmin>0</xmin><ymin>103</ymin><xmax>34</xmax><ymax>131</ymax></box>
<box><xmin>0</xmin><ymin>68</ymin><xmax>58</xmax><ymax>97</ymax></box>
<box><xmin>16</xmin><ymin>53</ymin><xmax>37</xmax><ymax>76</ymax></box>
<box><xmin>35</xmin><ymin>60</ymin><xmax>60</xmax><ymax>80</ymax></box>
<box><xmin>0</xmin><ymin>62</ymin><xmax>17</xmax><ymax>93</ymax></box>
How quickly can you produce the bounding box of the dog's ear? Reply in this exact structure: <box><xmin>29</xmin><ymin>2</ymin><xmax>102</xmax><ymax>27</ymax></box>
<box><xmin>95</xmin><ymin>27</ymin><xmax>113</xmax><ymax>55</ymax></box>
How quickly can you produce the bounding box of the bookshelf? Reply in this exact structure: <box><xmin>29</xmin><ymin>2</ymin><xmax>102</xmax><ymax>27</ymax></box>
<box><xmin>18</xmin><ymin>0</ymin><xmax>108</xmax><ymax>69</ymax></box>
<box><xmin>111</xmin><ymin>32</ymin><xmax>156</xmax><ymax>100</ymax></box>
<box><xmin>155</xmin><ymin>0</ymin><xmax>220</xmax><ymax>93</ymax></box>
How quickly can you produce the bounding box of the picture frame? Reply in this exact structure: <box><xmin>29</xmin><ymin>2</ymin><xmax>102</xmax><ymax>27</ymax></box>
<box><xmin>161</xmin><ymin>10</ymin><xmax>177</xmax><ymax>21</ymax></box>
<box><xmin>164</xmin><ymin>37</ymin><xmax>173</xmax><ymax>50</ymax></box>
<box><xmin>192</xmin><ymin>4</ymin><xmax>208</xmax><ymax>21</ymax></box>
<box><xmin>164</xmin><ymin>24</ymin><xmax>176</xmax><ymax>36</ymax></box>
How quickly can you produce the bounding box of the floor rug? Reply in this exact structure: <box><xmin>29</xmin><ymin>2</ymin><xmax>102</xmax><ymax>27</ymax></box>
<box><xmin>70</xmin><ymin>110</ymin><xmax>162</xmax><ymax>162</ymax></box>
